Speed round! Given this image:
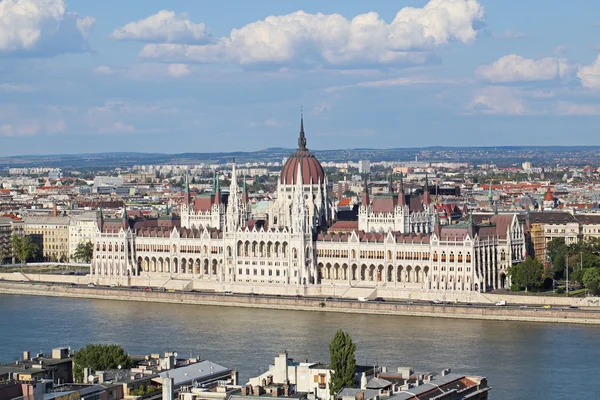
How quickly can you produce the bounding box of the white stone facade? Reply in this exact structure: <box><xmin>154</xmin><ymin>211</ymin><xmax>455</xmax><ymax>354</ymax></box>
<box><xmin>92</xmin><ymin>125</ymin><xmax>526</xmax><ymax>294</ymax></box>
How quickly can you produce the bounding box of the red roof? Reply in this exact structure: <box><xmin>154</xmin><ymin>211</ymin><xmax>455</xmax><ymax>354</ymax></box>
<box><xmin>329</xmin><ymin>221</ymin><xmax>358</xmax><ymax>232</ymax></box>
<box><xmin>338</xmin><ymin>198</ymin><xmax>352</xmax><ymax>207</ymax></box>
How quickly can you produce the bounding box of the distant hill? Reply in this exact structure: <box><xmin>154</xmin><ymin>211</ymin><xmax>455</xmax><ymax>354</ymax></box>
<box><xmin>1</xmin><ymin>146</ymin><xmax>600</xmax><ymax>169</ymax></box>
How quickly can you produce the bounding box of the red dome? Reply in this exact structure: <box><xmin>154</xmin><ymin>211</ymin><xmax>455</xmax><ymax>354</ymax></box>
<box><xmin>280</xmin><ymin>116</ymin><xmax>325</xmax><ymax>185</ymax></box>
<box><xmin>544</xmin><ymin>188</ymin><xmax>554</xmax><ymax>201</ymax></box>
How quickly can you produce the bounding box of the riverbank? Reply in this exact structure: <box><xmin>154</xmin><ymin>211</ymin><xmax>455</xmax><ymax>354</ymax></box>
<box><xmin>1</xmin><ymin>282</ymin><xmax>599</xmax><ymax>325</ymax></box>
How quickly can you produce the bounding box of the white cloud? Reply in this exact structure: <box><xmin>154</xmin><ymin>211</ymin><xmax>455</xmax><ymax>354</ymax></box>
<box><xmin>264</xmin><ymin>119</ymin><xmax>285</xmax><ymax>127</ymax></box>
<box><xmin>98</xmin><ymin>121</ymin><xmax>137</xmax><ymax>134</ymax></box>
<box><xmin>476</xmin><ymin>54</ymin><xmax>572</xmax><ymax>83</ymax></box>
<box><xmin>110</xmin><ymin>10</ymin><xmax>210</xmax><ymax>44</ymax></box>
<box><xmin>0</xmin><ymin>83</ymin><xmax>34</xmax><ymax>92</ymax></box>
<box><xmin>326</xmin><ymin>76</ymin><xmax>462</xmax><ymax>92</ymax></box>
<box><xmin>556</xmin><ymin>101</ymin><xmax>600</xmax><ymax>116</ymax></box>
<box><xmin>167</xmin><ymin>63</ymin><xmax>191</xmax><ymax>78</ymax></box>
<box><xmin>138</xmin><ymin>0</ymin><xmax>485</xmax><ymax>67</ymax></box>
<box><xmin>469</xmin><ymin>86</ymin><xmax>530</xmax><ymax>115</ymax></box>
<box><xmin>0</xmin><ymin>0</ymin><xmax>95</xmax><ymax>56</ymax></box>
<box><xmin>93</xmin><ymin>65</ymin><xmax>115</xmax><ymax>76</ymax></box>
<box><xmin>492</xmin><ymin>30</ymin><xmax>526</xmax><ymax>39</ymax></box>
<box><xmin>578</xmin><ymin>55</ymin><xmax>600</xmax><ymax>88</ymax></box>
<box><xmin>0</xmin><ymin>121</ymin><xmax>40</xmax><ymax>136</ymax></box>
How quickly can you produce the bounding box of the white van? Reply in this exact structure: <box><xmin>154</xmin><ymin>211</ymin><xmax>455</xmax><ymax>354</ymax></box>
<box><xmin>224</xmin><ymin>291</ymin><xmax>233</xmax><ymax>295</ymax></box>
<box><xmin>358</xmin><ymin>297</ymin><xmax>369</xmax><ymax>302</ymax></box>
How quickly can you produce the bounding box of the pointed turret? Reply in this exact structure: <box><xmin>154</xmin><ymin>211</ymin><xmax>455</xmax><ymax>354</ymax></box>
<box><xmin>215</xmin><ymin>177</ymin><xmax>221</xmax><ymax>204</ymax></box>
<box><xmin>361</xmin><ymin>176</ymin><xmax>370</xmax><ymax>207</ymax></box>
<box><xmin>397</xmin><ymin>173</ymin><xmax>406</xmax><ymax>206</ymax></box>
<box><xmin>98</xmin><ymin>206</ymin><xmax>104</xmax><ymax>232</ymax></box>
<box><xmin>298</xmin><ymin>106</ymin><xmax>307</xmax><ymax>151</ymax></box>
<box><xmin>242</xmin><ymin>174</ymin><xmax>249</xmax><ymax>204</ymax></box>
<box><xmin>121</xmin><ymin>205</ymin><xmax>128</xmax><ymax>229</ymax></box>
<box><xmin>185</xmin><ymin>173</ymin><xmax>190</xmax><ymax>207</ymax></box>
<box><xmin>423</xmin><ymin>172</ymin><xmax>431</xmax><ymax>206</ymax></box>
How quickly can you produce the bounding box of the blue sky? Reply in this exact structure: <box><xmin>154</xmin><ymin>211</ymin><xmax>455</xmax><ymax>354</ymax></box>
<box><xmin>1</xmin><ymin>0</ymin><xmax>600</xmax><ymax>156</ymax></box>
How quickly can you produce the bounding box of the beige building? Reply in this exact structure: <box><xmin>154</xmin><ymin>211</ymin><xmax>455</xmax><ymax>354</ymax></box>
<box><xmin>23</xmin><ymin>216</ymin><xmax>70</xmax><ymax>262</ymax></box>
<box><xmin>69</xmin><ymin>211</ymin><xmax>99</xmax><ymax>260</ymax></box>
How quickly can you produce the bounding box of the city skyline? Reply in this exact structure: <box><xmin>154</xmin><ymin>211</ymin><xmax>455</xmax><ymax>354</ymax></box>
<box><xmin>2</xmin><ymin>0</ymin><xmax>600</xmax><ymax>156</ymax></box>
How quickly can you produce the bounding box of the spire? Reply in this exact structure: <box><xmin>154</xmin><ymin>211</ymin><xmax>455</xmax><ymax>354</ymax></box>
<box><xmin>488</xmin><ymin>178</ymin><xmax>493</xmax><ymax>203</ymax></box>
<box><xmin>362</xmin><ymin>176</ymin><xmax>370</xmax><ymax>207</ymax></box>
<box><xmin>423</xmin><ymin>172</ymin><xmax>431</xmax><ymax>206</ymax></box>
<box><xmin>215</xmin><ymin>177</ymin><xmax>221</xmax><ymax>204</ymax></box>
<box><xmin>398</xmin><ymin>173</ymin><xmax>406</xmax><ymax>206</ymax></box>
<box><xmin>121</xmin><ymin>204</ymin><xmax>128</xmax><ymax>229</ymax></box>
<box><xmin>242</xmin><ymin>173</ymin><xmax>249</xmax><ymax>204</ymax></box>
<box><xmin>185</xmin><ymin>173</ymin><xmax>190</xmax><ymax>207</ymax></box>
<box><xmin>298</xmin><ymin>106</ymin><xmax>307</xmax><ymax>151</ymax></box>
<box><xmin>98</xmin><ymin>206</ymin><xmax>104</xmax><ymax>231</ymax></box>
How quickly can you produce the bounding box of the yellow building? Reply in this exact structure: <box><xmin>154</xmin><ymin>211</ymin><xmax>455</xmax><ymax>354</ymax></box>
<box><xmin>23</xmin><ymin>216</ymin><xmax>71</xmax><ymax>262</ymax></box>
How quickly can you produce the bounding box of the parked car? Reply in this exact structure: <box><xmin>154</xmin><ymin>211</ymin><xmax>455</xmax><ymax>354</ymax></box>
<box><xmin>224</xmin><ymin>290</ymin><xmax>233</xmax><ymax>295</ymax></box>
<box><xmin>144</xmin><ymin>287</ymin><xmax>151</xmax><ymax>292</ymax></box>
<box><xmin>495</xmin><ymin>300</ymin><xmax>507</xmax><ymax>306</ymax></box>
<box><xmin>374</xmin><ymin>297</ymin><xmax>385</xmax><ymax>302</ymax></box>
<box><xmin>543</xmin><ymin>304</ymin><xmax>551</xmax><ymax>309</ymax></box>
<box><xmin>130</xmin><ymin>286</ymin><xmax>138</xmax><ymax>289</ymax></box>
<box><xmin>87</xmin><ymin>283</ymin><xmax>95</xmax><ymax>287</ymax></box>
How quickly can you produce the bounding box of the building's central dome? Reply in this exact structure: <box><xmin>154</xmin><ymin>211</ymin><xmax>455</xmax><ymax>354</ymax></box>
<box><xmin>280</xmin><ymin>116</ymin><xmax>325</xmax><ymax>185</ymax></box>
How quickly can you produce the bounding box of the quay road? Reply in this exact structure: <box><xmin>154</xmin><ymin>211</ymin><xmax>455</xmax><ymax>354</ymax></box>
<box><xmin>4</xmin><ymin>280</ymin><xmax>596</xmax><ymax>317</ymax></box>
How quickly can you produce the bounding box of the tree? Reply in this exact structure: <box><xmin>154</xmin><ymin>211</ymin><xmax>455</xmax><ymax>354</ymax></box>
<box><xmin>11</xmin><ymin>235</ymin><xmax>38</xmax><ymax>265</ymax></box>
<box><xmin>329</xmin><ymin>330</ymin><xmax>356</xmax><ymax>396</ymax></box>
<box><xmin>583</xmin><ymin>268</ymin><xmax>600</xmax><ymax>295</ymax></box>
<box><xmin>508</xmin><ymin>257</ymin><xmax>544</xmax><ymax>292</ymax></box>
<box><xmin>73</xmin><ymin>242</ymin><xmax>94</xmax><ymax>263</ymax></box>
<box><xmin>73</xmin><ymin>344</ymin><xmax>133</xmax><ymax>382</ymax></box>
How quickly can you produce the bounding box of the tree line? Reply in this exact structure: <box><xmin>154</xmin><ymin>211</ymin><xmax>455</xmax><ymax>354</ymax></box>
<box><xmin>509</xmin><ymin>237</ymin><xmax>600</xmax><ymax>294</ymax></box>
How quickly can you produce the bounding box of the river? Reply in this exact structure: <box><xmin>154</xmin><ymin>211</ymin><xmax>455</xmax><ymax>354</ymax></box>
<box><xmin>0</xmin><ymin>295</ymin><xmax>597</xmax><ymax>399</ymax></box>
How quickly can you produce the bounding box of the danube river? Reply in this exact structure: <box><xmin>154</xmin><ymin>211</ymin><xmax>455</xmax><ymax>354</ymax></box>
<box><xmin>0</xmin><ymin>295</ymin><xmax>598</xmax><ymax>399</ymax></box>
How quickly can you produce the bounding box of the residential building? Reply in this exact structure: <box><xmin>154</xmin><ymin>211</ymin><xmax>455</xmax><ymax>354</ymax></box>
<box><xmin>69</xmin><ymin>211</ymin><xmax>99</xmax><ymax>260</ymax></box>
<box><xmin>23</xmin><ymin>216</ymin><xmax>71</xmax><ymax>262</ymax></box>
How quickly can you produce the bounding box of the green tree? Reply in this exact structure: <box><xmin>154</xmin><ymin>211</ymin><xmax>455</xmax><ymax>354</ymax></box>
<box><xmin>508</xmin><ymin>257</ymin><xmax>544</xmax><ymax>292</ymax></box>
<box><xmin>329</xmin><ymin>330</ymin><xmax>356</xmax><ymax>396</ymax></box>
<box><xmin>583</xmin><ymin>268</ymin><xmax>600</xmax><ymax>295</ymax></box>
<box><xmin>73</xmin><ymin>241</ymin><xmax>94</xmax><ymax>263</ymax></box>
<box><xmin>73</xmin><ymin>344</ymin><xmax>133</xmax><ymax>382</ymax></box>
<box><xmin>11</xmin><ymin>235</ymin><xmax>38</xmax><ymax>265</ymax></box>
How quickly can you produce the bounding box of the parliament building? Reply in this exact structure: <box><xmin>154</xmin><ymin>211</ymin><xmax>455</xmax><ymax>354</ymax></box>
<box><xmin>92</xmin><ymin>118</ymin><xmax>526</xmax><ymax>296</ymax></box>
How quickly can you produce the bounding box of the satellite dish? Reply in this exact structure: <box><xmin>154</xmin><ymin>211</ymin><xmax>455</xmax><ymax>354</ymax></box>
<box><xmin>88</xmin><ymin>375</ymin><xmax>94</xmax><ymax>383</ymax></box>
<box><xmin>173</xmin><ymin>352</ymin><xmax>178</xmax><ymax>358</ymax></box>
<box><xmin>118</xmin><ymin>365</ymin><xmax>122</xmax><ymax>370</ymax></box>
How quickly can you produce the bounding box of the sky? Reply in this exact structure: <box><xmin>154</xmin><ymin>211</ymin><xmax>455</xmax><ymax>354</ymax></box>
<box><xmin>1</xmin><ymin>0</ymin><xmax>600</xmax><ymax>156</ymax></box>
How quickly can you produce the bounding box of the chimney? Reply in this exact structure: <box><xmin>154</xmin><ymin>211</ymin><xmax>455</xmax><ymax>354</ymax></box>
<box><xmin>253</xmin><ymin>386</ymin><xmax>261</xmax><ymax>396</ymax></box>
<box><xmin>283</xmin><ymin>384</ymin><xmax>289</xmax><ymax>396</ymax></box>
<box><xmin>356</xmin><ymin>391</ymin><xmax>364</xmax><ymax>400</ymax></box>
<box><xmin>441</xmin><ymin>368</ymin><xmax>451</xmax><ymax>376</ymax></box>
<box><xmin>52</xmin><ymin>202</ymin><xmax>58</xmax><ymax>217</ymax></box>
<box><xmin>23</xmin><ymin>351</ymin><xmax>30</xmax><ymax>361</ymax></box>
